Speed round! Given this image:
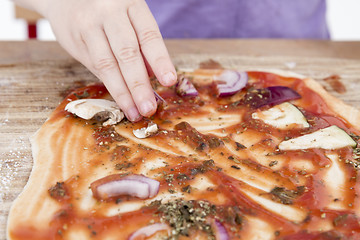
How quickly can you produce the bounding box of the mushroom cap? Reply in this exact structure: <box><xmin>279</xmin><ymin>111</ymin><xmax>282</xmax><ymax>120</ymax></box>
<box><xmin>133</xmin><ymin>123</ymin><xmax>158</xmax><ymax>139</ymax></box>
<box><xmin>65</xmin><ymin>99</ymin><xmax>124</xmax><ymax>126</ymax></box>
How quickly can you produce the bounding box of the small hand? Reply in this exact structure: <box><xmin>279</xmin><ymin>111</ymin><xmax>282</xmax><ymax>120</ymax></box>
<box><xmin>39</xmin><ymin>0</ymin><xmax>177</xmax><ymax>121</ymax></box>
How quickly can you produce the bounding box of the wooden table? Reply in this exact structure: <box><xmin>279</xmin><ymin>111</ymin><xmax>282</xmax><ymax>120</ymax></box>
<box><xmin>0</xmin><ymin>40</ymin><xmax>360</xmax><ymax>64</ymax></box>
<box><xmin>1</xmin><ymin>40</ymin><xmax>360</xmax><ymax>240</ymax></box>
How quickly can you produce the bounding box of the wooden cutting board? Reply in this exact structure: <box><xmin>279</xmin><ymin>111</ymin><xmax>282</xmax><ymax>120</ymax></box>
<box><xmin>1</xmin><ymin>55</ymin><xmax>360</xmax><ymax>239</ymax></box>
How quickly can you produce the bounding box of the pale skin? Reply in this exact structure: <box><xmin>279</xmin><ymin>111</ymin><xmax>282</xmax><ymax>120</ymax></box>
<box><xmin>14</xmin><ymin>0</ymin><xmax>177</xmax><ymax>121</ymax></box>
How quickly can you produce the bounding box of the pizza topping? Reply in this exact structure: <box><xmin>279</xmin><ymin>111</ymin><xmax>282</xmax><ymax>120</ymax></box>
<box><xmin>74</xmin><ymin>90</ymin><xmax>90</xmax><ymax>99</ymax></box>
<box><xmin>214</xmin><ymin>70</ymin><xmax>248</xmax><ymax>97</ymax></box>
<box><xmin>176</xmin><ymin>75</ymin><xmax>199</xmax><ymax>97</ymax></box>
<box><xmin>128</xmin><ymin>223</ymin><xmax>170</xmax><ymax>240</ymax></box>
<box><xmin>154</xmin><ymin>90</ymin><xmax>167</xmax><ymax>104</ymax></box>
<box><xmin>181</xmin><ymin>185</ymin><xmax>191</xmax><ymax>193</ymax></box>
<box><xmin>190</xmin><ymin>160</ymin><xmax>216</xmax><ymax>176</ymax></box>
<box><xmin>214</xmin><ymin>219</ymin><xmax>230</xmax><ymax>240</ymax></box>
<box><xmin>252</xmin><ymin>102</ymin><xmax>309</xmax><ymax>129</ymax></box>
<box><xmin>156</xmin><ymin>199</ymin><xmax>216</xmax><ymax>238</ymax></box>
<box><xmin>270</xmin><ymin>186</ymin><xmax>305</xmax><ymax>205</ymax></box>
<box><xmin>133</xmin><ymin>122</ymin><xmax>158</xmax><ymax>139</ymax></box>
<box><xmin>235</xmin><ymin>142</ymin><xmax>246</xmax><ymax>150</ymax></box>
<box><xmin>279</xmin><ymin>126</ymin><xmax>357</xmax><ymax>150</ymax></box>
<box><xmin>48</xmin><ymin>182</ymin><xmax>69</xmax><ymax>200</ymax></box>
<box><xmin>344</xmin><ymin>147</ymin><xmax>360</xmax><ymax>170</ymax></box>
<box><xmin>243</xmin><ymin>86</ymin><xmax>301</xmax><ymax>108</ymax></box>
<box><xmin>65</xmin><ymin>99</ymin><xmax>124</xmax><ymax>126</ymax></box>
<box><xmin>90</xmin><ymin>174</ymin><xmax>160</xmax><ymax>200</ymax></box>
<box><xmin>269</xmin><ymin>160</ymin><xmax>278</xmax><ymax>167</ymax></box>
<box><xmin>352</xmin><ymin>147</ymin><xmax>360</xmax><ymax>161</ymax></box>
<box><xmin>174</xmin><ymin>122</ymin><xmax>223</xmax><ymax>151</ymax></box>
<box><xmin>93</xmin><ymin>126</ymin><xmax>126</xmax><ymax>147</ymax></box>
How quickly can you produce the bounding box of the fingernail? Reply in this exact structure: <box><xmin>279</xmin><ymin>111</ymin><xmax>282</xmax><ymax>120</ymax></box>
<box><xmin>140</xmin><ymin>100</ymin><xmax>156</xmax><ymax>116</ymax></box>
<box><xmin>127</xmin><ymin>107</ymin><xmax>141</xmax><ymax>122</ymax></box>
<box><xmin>161</xmin><ymin>72</ymin><xmax>176</xmax><ymax>86</ymax></box>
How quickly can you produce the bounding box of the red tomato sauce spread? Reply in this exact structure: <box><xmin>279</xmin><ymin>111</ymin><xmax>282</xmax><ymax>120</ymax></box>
<box><xmin>10</xmin><ymin>71</ymin><xmax>360</xmax><ymax>240</ymax></box>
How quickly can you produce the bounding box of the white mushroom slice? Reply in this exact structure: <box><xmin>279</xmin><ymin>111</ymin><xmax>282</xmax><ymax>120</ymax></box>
<box><xmin>65</xmin><ymin>99</ymin><xmax>124</xmax><ymax>126</ymax></box>
<box><xmin>279</xmin><ymin>125</ymin><xmax>357</xmax><ymax>150</ymax></box>
<box><xmin>133</xmin><ymin>122</ymin><xmax>158</xmax><ymax>139</ymax></box>
<box><xmin>252</xmin><ymin>102</ymin><xmax>309</xmax><ymax>129</ymax></box>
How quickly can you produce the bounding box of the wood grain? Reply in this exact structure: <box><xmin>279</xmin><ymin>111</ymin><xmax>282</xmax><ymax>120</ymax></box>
<box><xmin>1</xmin><ymin>40</ymin><xmax>360</xmax><ymax>65</ymax></box>
<box><xmin>1</xmin><ymin>55</ymin><xmax>360</xmax><ymax>239</ymax></box>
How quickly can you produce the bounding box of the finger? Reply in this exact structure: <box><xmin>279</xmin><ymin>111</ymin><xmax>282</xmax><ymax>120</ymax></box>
<box><xmin>128</xmin><ymin>0</ymin><xmax>177</xmax><ymax>87</ymax></box>
<box><xmin>143</xmin><ymin>53</ymin><xmax>154</xmax><ymax>78</ymax></box>
<box><xmin>104</xmin><ymin>16</ymin><xmax>157</xmax><ymax>117</ymax></box>
<box><xmin>64</xmin><ymin>31</ymin><xmax>93</xmax><ymax>69</ymax></box>
<box><xmin>81</xmin><ymin>28</ymin><xmax>142</xmax><ymax>122</ymax></box>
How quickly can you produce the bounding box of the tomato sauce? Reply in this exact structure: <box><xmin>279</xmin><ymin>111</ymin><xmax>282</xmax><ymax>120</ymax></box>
<box><xmin>10</xmin><ymin>71</ymin><xmax>360</xmax><ymax>240</ymax></box>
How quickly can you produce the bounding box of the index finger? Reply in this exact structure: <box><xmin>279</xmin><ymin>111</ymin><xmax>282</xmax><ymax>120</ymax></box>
<box><xmin>128</xmin><ymin>0</ymin><xmax>177</xmax><ymax>87</ymax></box>
<box><xmin>104</xmin><ymin>16</ymin><xmax>157</xmax><ymax>117</ymax></box>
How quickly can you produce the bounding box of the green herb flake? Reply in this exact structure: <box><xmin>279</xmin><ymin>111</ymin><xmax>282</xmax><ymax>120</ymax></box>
<box><xmin>235</xmin><ymin>142</ymin><xmax>246</xmax><ymax>150</ymax></box>
<box><xmin>270</xmin><ymin>186</ymin><xmax>305</xmax><ymax>205</ymax></box>
<box><xmin>155</xmin><ymin>199</ymin><xmax>217</xmax><ymax>239</ymax></box>
<box><xmin>269</xmin><ymin>160</ymin><xmax>278</xmax><ymax>167</ymax></box>
<box><xmin>74</xmin><ymin>90</ymin><xmax>89</xmax><ymax>99</ymax></box>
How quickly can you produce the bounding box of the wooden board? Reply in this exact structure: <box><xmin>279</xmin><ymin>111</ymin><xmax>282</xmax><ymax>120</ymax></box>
<box><xmin>1</xmin><ymin>40</ymin><xmax>360</xmax><ymax>65</ymax></box>
<box><xmin>1</xmin><ymin>55</ymin><xmax>360</xmax><ymax>239</ymax></box>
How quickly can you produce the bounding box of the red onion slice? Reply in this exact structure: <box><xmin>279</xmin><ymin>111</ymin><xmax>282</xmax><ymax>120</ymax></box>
<box><xmin>121</xmin><ymin>174</ymin><xmax>160</xmax><ymax>198</ymax></box>
<box><xmin>153</xmin><ymin>90</ymin><xmax>167</xmax><ymax>104</ymax></box>
<box><xmin>265</xmin><ymin>86</ymin><xmax>301</xmax><ymax>106</ymax></box>
<box><xmin>176</xmin><ymin>75</ymin><xmax>199</xmax><ymax>97</ymax></box>
<box><xmin>128</xmin><ymin>223</ymin><xmax>170</xmax><ymax>240</ymax></box>
<box><xmin>214</xmin><ymin>220</ymin><xmax>230</xmax><ymax>240</ymax></box>
<box><xmin>90</xmin><ymin>174</ymin><xmax>160</xmax><ymax>200</ymax></box>
<box><xmin>215</xmin><ymin>70</ymin><xmax>248</xmax><ymax>97</ymax></box>
<box><xmin>244</xmin><ymin>86</ymin><xmax>301</xmax><ymax>109</ymax></box>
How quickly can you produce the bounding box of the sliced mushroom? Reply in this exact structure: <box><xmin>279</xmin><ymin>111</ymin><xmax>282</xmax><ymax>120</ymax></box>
<box><xmin>65</xmin><ymin>99</ymin><xmax>124</xmax><ymax>126</ymax></box>
<box><xmin>133</xmin><ymin>122</ymin><xmax>158</xmax><ymax>139</ymax></box>
<box><xmin>252</xmin><ymin>102</ymin><xmax>309</xmax><ymax>129</ymax></box>
<box><xmin>279</xmin><ymin>125</ymin><xmax>357</xmax><ymax>150</ymax></box>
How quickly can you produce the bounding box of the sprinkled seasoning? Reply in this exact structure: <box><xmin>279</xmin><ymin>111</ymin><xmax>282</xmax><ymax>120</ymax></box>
<box><xmin>74</xmin><ymin>90</ymin><xmax>89</xmax><ymax>99</ymax></box>
<box><xmin>269</xmin><ymin>161</ymin><xmax>278</xmax><ymax>167</ymax></box>
<box><xmin>181</xmin><ymin>185</ymin><xmax>191</xmax><ymax>193</ymax></box>
<box><xmin>48</xmin><ymin>182</ymin><xmax>68</xmax><ymax>200</ymax></box>
<box><xmin>270</xmin><ymin>186</ymin><xmax>305</xmax><ymax>205</ymax></box>
<box><xmin>349</xmin><ymin>147</ymin><xmax>360</xmax><ymax>169</ymax></box>
<box><xmin>235</xmin><ymin>142</ymin><xmax>246</xmax><ymax>150</ymax></box>
<box><xmin>114</xmin><ymin>162</ymin><xmax>133</xmax><ymax>170</ymax></box>
<box><xmin>350</xmin><ymin>133</ymin><xmax>360</xmax><ymax>141</ymax></box>
<box><xmin>242</xmin><ymin>88</ymin><xmax>270</xmax><ymax>108</ymax></box>
<box><xmin>155</xmin><ymin>199</ymin><xmax>217</xmax><ymax>239</ymax></box>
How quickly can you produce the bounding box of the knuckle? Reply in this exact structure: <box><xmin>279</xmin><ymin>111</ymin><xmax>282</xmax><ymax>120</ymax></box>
<box><xmin>113</xmin><ymin>91</ymin><xmax>131</xmax><ymax>104</ymax></box>
<box><xmin>93</xmin><ymin>57</ymin><xmax>118</xmax><ymax>74</ymax></box>
<box><xmin>154</xmin><ymin>55</ymin><xmax>168</xmax><ymax>65</ymax></box>
<box><xmin>130</xmin><ymin>81</ymin><xmax>147</xmax><ymax>91</ymax></box>
<box><xmin>116</xmin><ymin>46</ymin><xmax>140</xmax><ymax>64</ymax></box>
<box><xmin>139</xmin><ymin>29</ymin><xmax>162</xmax><ymax>46</ymax></box>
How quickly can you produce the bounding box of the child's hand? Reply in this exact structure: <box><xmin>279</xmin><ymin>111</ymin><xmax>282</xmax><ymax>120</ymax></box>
<box><xmin>23</xmin><ymin>0</ymin><xmax>177</xmax><ymax>121</ymax></box>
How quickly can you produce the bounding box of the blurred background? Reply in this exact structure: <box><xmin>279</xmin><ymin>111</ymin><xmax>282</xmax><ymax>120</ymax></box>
<box><xmin>0</xmin><ymin>0</ymin><xmax>359</xmax><ymax>41</ymax></box>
